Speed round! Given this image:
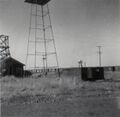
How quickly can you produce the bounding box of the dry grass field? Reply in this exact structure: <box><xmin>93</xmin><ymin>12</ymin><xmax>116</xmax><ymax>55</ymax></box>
<box><xmin>0</xmin><ymin>76</ymin><xmax>78</xmax><ymax>100</ymax></box>
<box><xmin>1</xmin><ymin>74</ymin><xmax>120</xmax><ymax>117</ymax></box>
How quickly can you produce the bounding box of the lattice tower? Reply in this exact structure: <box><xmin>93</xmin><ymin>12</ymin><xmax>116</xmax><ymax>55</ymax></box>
<box><xmin>0</xmin><ymin>35</ymin><xmax>11</xmax><ymax>61</ymax></box>
<box><xmin>25</xmin><ymin>0</ymin><xmax>59</xmax><ymax>74</ymax></box>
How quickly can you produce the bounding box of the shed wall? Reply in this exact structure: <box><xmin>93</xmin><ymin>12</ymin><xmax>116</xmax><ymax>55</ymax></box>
<box><xmin>0</xmin><ymin>58</ymin><xmax>24</xmax><ymax>77</ymax></box>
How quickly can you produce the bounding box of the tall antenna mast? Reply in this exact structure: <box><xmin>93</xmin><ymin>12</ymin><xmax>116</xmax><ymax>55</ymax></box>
<box><xmin>25</xmin><ymin>0</ymin><xmax>59</xmax><ymax>74</ymax></box>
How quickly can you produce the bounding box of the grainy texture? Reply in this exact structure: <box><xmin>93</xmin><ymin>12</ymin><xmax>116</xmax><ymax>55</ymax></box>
<box><xmin>1</xmin><ymin>76</ymin><xmax>120</xmax><ymax>117</ymax></box>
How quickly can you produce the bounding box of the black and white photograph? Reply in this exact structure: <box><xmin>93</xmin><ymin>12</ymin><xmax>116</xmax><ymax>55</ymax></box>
<box><xmin>0</xmin><ymin>0</ymin><xmax>120</xmax><ymax>117</ymax></box>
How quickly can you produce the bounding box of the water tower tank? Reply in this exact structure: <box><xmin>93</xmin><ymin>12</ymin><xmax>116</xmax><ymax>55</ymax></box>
<box><xmin>25</xmin><ymin>0</ymin><xmax>51</xmax><ymax>6</ymax></box>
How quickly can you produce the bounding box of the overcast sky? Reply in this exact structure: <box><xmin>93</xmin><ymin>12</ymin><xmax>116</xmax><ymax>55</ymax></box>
<box><xmin>0</xmin><ymin>0</ymin><xmax>120</xmax><ymax>68</ymax></box>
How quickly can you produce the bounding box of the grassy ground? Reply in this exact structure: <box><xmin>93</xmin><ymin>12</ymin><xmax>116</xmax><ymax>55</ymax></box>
<box><xmin>1</xmin><ymin>75</ymin><xmax>120</xmax><ymax>117</ymax></box>
<box><xmin>1</xmin><ymin>75</ymin><xmax>120</xmax><ymax>101</ymax></box>
<box><xmin>2</xmin><ymin>96</ymin><xmax>120</xmax><ymax>117</ymax></box>
<box><xmin>0</xmin><ymin>76</ymin><xmax>78</xmax><ymax>101</ymax></box>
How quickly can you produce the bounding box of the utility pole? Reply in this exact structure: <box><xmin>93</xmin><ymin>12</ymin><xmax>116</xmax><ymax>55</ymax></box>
<box><xmin>84</xmin><ymin>62</ymin><xmax>86</xmax><ymax>67</ymax></box>
<box><xmin>97</xmin><ymin>46</ymin><xmax>102</xmax><ymax>67</ymax></box>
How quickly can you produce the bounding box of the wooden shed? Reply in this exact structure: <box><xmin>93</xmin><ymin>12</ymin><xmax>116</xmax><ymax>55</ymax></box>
<box><xmin>81</xmin><ymin>67</ymin><xmax>104</xmax><ymax>81</ymax></box>
<box><xmin>0</xmin><ymin>57</ymin><xmax>24</xmax><ymax>77</ymax></box>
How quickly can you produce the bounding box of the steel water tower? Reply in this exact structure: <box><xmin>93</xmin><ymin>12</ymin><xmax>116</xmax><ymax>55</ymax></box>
<box><xmin>25</xmin><ymin>0</ymin><xmax>59</xmax><ymax>74</ymax></box>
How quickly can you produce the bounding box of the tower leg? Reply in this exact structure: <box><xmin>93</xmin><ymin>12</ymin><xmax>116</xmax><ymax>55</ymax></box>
<box><xmin>25</xmin><ymin>3</ymin><xmax>59</xmax><ymax>76</ymax></box>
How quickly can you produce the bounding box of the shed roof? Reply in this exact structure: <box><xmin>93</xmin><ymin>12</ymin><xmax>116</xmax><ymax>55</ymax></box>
<box><xmin>1</xmin><ymin>57</ymin><xmax>25</xmax><ymax>66</ymax></box>
<box><xmin>25</xmin><ymin>0</ymin><xmax>51</xmax><ymax>6</ymax></box>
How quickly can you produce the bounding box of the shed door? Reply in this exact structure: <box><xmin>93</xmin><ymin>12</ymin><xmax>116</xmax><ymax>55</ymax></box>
<box><xmin>88</xmin><ymin>68</ymin><xmax>92</xmax><ymax>79</ymax></box>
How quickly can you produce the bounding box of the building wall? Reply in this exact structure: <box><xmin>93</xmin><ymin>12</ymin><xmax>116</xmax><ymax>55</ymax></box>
<box><xmin>60</xmin><ymin>66</ymin><xmax>120</xmax><ymax>81</ymax></box>
<box><xmin>0</xmin><ymin>58</ymin><xmax>24</xmax><ymax>77</ymax></box>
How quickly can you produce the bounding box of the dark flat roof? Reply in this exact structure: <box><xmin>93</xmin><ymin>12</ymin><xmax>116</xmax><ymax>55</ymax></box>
<box><xmin>25</xmin><ymin>0</ymin><xmax>51</xmax><ymax>6</ymax></box>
